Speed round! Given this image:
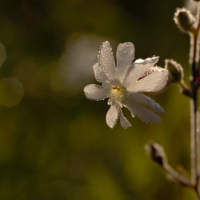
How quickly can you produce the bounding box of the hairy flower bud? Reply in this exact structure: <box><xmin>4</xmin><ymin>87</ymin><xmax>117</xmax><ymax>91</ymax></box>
<box><xmin>174</xmin><ymin>8</ymin><xmax>195</xmax><ymax>33</ymax></box>
<box><xmin>164</xmin><ymin>59</ymin><xmax>183</xmax><ymax>83</ymax></box>
<box><xmin>145</xmin><ymin>141</ymin><xmax>167</xmax><ymax>168</ymax></box>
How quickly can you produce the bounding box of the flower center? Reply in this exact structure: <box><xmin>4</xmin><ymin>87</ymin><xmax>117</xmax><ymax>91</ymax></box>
<box><xmin>110</xmin><ymin>85</ymin><xmax>124</xmax><ymax>101</ymax></box>
<box><xmin>112</xmin><ymin>86</ymin><xmax>121</xmax><ymax>91</ymax></box>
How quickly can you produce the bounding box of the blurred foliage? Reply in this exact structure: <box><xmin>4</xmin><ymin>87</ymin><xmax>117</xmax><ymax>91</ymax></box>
<box><xmin>0</xmin><ymin>0</ymin><xmax>197</xmax><ymax>199</ymax></box>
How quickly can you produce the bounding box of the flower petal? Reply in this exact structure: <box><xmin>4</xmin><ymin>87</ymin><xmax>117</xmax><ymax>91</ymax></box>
<box><xmin>106</xmin><ymin>104</ymin><xmax>119</xmax><ymax>128</ymax></box>
<box><xmin>123</xmin><ymin>56</ymin><xmax>159</xmax><ymax>86</ymax></box>
<box><xmin>142</xmin><ymin>95</ymin><xmax>165</xmax><ymax>114</ymax></box>
<box><xmin>93</xmin><ymin>62</ymin><xmax>108</xmax><ymax>83</ymax></box>
<box><xmin>84</xmin><ymin>84</ymin><xmax>109</xmax><ymax>100</ymax></box>
<box><xmin>98</xmin><ymin>41</ymin><xmax>116</xmax><ymax>80</ymax></box>
<box><xmin>116</xmin><ymin>42</ymin><xmax>135</xmax><ymax>81</ymax></box>
<box><xmin>126</xmin><ymin>102</ymin><xmax>161</xmax><ymax>124</ymax></box>
<box><xmin>126</xmin><ymin>93</ymin><xmax>165</xmax><ymax>114</ymax></box>
<box><xmin>119</xmin><ymin>109</ymin><xmax>132</xmax><ymax>129</ymax></box>
<box><xmin>129</xmin><ymin>69</ymin><xmax>168</xmax><ymax>92</ymax></box>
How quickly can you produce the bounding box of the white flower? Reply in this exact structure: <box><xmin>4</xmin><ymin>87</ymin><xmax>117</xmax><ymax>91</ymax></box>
<box><xmin>84</xmin><ymin>41</ymin><xmax>169</xmax><ymax>129</ymax></box>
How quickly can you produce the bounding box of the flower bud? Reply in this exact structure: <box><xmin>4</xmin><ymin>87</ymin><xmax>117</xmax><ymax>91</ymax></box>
<box><xmin>164</xmin><ymin>59</ymin><xmax>183</xmax><ymax>83</ymax></box>
<box><xmin>174</xmin><ymin>8</ymin><xmax>195</xmax><ymax>33</ymax></box>
<box><xmin>145</xmin><ymin>141</ymin><xmax>167</xmax><ymax>168</ymax></box>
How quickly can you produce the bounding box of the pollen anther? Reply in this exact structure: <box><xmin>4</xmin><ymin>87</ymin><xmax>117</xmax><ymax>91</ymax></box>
<box><xmin>112</xmin><ymin>86</ymin><xmax>121</xmax><ymax>91</ymax></box>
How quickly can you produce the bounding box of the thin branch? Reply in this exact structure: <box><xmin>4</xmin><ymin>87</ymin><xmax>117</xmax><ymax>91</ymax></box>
<box><xmin>189</xmin><ymin>2</ymin><xmax>200</xmax><ymax>192</ymax></box>
<box><xmin>164</xmin><ymin>164</ymin><xmax>192</xmax><ymax>187</ymax></box>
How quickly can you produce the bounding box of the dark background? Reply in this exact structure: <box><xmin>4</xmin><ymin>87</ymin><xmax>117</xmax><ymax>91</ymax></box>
<box><xmin>0</xmin><ymin>0</ymin><xmax>197</xmax><ymax>199</ymax></box>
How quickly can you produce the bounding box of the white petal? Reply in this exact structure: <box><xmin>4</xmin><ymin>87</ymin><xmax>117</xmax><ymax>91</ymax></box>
<box><xmin>116</xmin><ymin>42</ymin><xmax>135</xmax><ymax>81</ymax></box>
<box><xmin>84</xmin><ymin>84</ymin><xmax>108</xmax><ymax>100</ymax></box>
<box><xmin>126</xmin><ymin>102</ymin><xmax>161</xmax><ymax>124</ymax></box>
<box><xmin>129</xmin><ymin>69</ymin><xmax>168</xmax><ymax>92</ymax></box>
<box><xmin>123</xmin><ymin>56</ymin><xmax>159</xmax><ymax>86</ymax></box>
<box><xmin>98</xmin><ymin>41</ymin><xmax>116</xmax><ymax>80</ymax></box>
<box><xmin>93</xmin><ymin>62</ymin><xmax>108</xmax><ymax>83</ymax></box>
<box><xmin>119</xmin><ymin>109</ymin><xmax>132</xmax><ymax>129</ymax></box>
<box><xmin>106</xmin><ymin>104</ymin><xmax>119</xmax><ymax>128</ymax></box>
<box><xmin>126</xmin><ymin>93</ymin><xmax>165</xmax><ymax>114</ymax></box>
<box><xmin>124</xmin><ymin>102</ymin><xmax>135</xmax><ymax>118</ymax></box>
<box><xmin>0</xmin><ymin>43</ymin><xmax>6</xmax><ymax>67</ymax></box>
<box><xmin>143</xmin><ymin>96</ymin><xmax>165</xmax><ymax>114</ymax></box>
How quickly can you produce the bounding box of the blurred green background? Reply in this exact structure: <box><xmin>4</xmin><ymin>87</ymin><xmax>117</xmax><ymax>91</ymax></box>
<box><xmin>0</xmin><ymin>0</ymin><xmax>197</xmax><ymax>199</ymax></box>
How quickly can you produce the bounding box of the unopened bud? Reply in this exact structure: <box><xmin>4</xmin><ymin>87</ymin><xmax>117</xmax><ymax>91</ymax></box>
<box><xmin>165</xmin><ymin>59</ymin><xmax>183</xmax><ymax>83</ymax></box>
<box><xmin>174</xmin><ymin>8</ymin><xmax>195</xmax><ymax>33</ymax></box>
<box><xmin>145</xmin><ymin>141</ymin><xmax>167</xmax><ymax>168</ymax></box>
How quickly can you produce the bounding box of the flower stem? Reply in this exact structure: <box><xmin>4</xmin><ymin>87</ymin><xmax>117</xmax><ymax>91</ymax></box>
<box><xmin>190</xmin><ymin>91</ymin><xmax>199</xmax><ymax>186</ymax></box>
<box><xmin>164</xmin><ymin>164</ymin><xmax>192</xmax><ymax>187</ymax></box>
<box><xmin>190</xmin><ymin>3</ymin><xmax>200</xmax><ymax>197</ymax></box>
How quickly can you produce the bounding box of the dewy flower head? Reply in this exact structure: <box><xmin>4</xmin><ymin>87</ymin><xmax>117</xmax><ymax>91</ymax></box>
<box><xmin>84</xmin><ymin>41</ymin><xmax>169</xmax><ymax>128</ymax></box>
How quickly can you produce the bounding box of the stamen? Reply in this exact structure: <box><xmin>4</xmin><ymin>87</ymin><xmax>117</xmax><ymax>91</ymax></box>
<box><xmin>112</xmin><ymin>86</ymin><xmax>121</xmax><ymax>91</ymax></box>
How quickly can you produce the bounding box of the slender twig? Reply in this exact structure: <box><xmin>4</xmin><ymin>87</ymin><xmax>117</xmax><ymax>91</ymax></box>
<box><xmin>164</xmin><ymin>164</ymin><xmax>192</xmax><ymax>187</ymax></box>
<box><xmin>190</xmin><ymin>35</ymin><xmax>199</xmax><ymax>186</ymax></box>
<box><xmin>180</xmin><ymin>80</ymin><xmax>193</xmax><ymax>97</ymax></box>
<box><xmin>189</xmin><ymin>2</ymin><xmax>200</xmax><ymax>197</ymax></box>
<box><xmin>190</xmin><ymin>91</ymin><xmax>199</xmax><ymax>185</ymax></box>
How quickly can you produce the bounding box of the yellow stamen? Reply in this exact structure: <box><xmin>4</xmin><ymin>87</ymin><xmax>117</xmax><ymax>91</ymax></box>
<box><xmin>111</xmin><ymin>86</ymin><xmax>123</xmax><ymax>101</ymax></box>
<box><xmin>112</xmin><ymin>86</ymin><xmax>121</xmax><ymax>91</ymax></box>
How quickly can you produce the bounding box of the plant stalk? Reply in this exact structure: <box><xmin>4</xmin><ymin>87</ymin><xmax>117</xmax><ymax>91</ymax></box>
<box><xmin>190</xmin><ymin>4</ymin><xmax>200</xmax><ymax>197</ymax></box>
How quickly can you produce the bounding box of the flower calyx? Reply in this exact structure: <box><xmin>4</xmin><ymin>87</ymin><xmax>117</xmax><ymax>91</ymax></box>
<box><xmin>145</xmin><ymin>141</ymin><xmax>167</xmax><ymax>168</ymax></box>
<box><xmin>174</xmin><ymin>8</ymin><xmax>196</xmax><ymax>33</ymax></box>
<box><xmin>165</xmin><ymin>59</ymin><xmax>183</xmax><ymax>83</ymax></box>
